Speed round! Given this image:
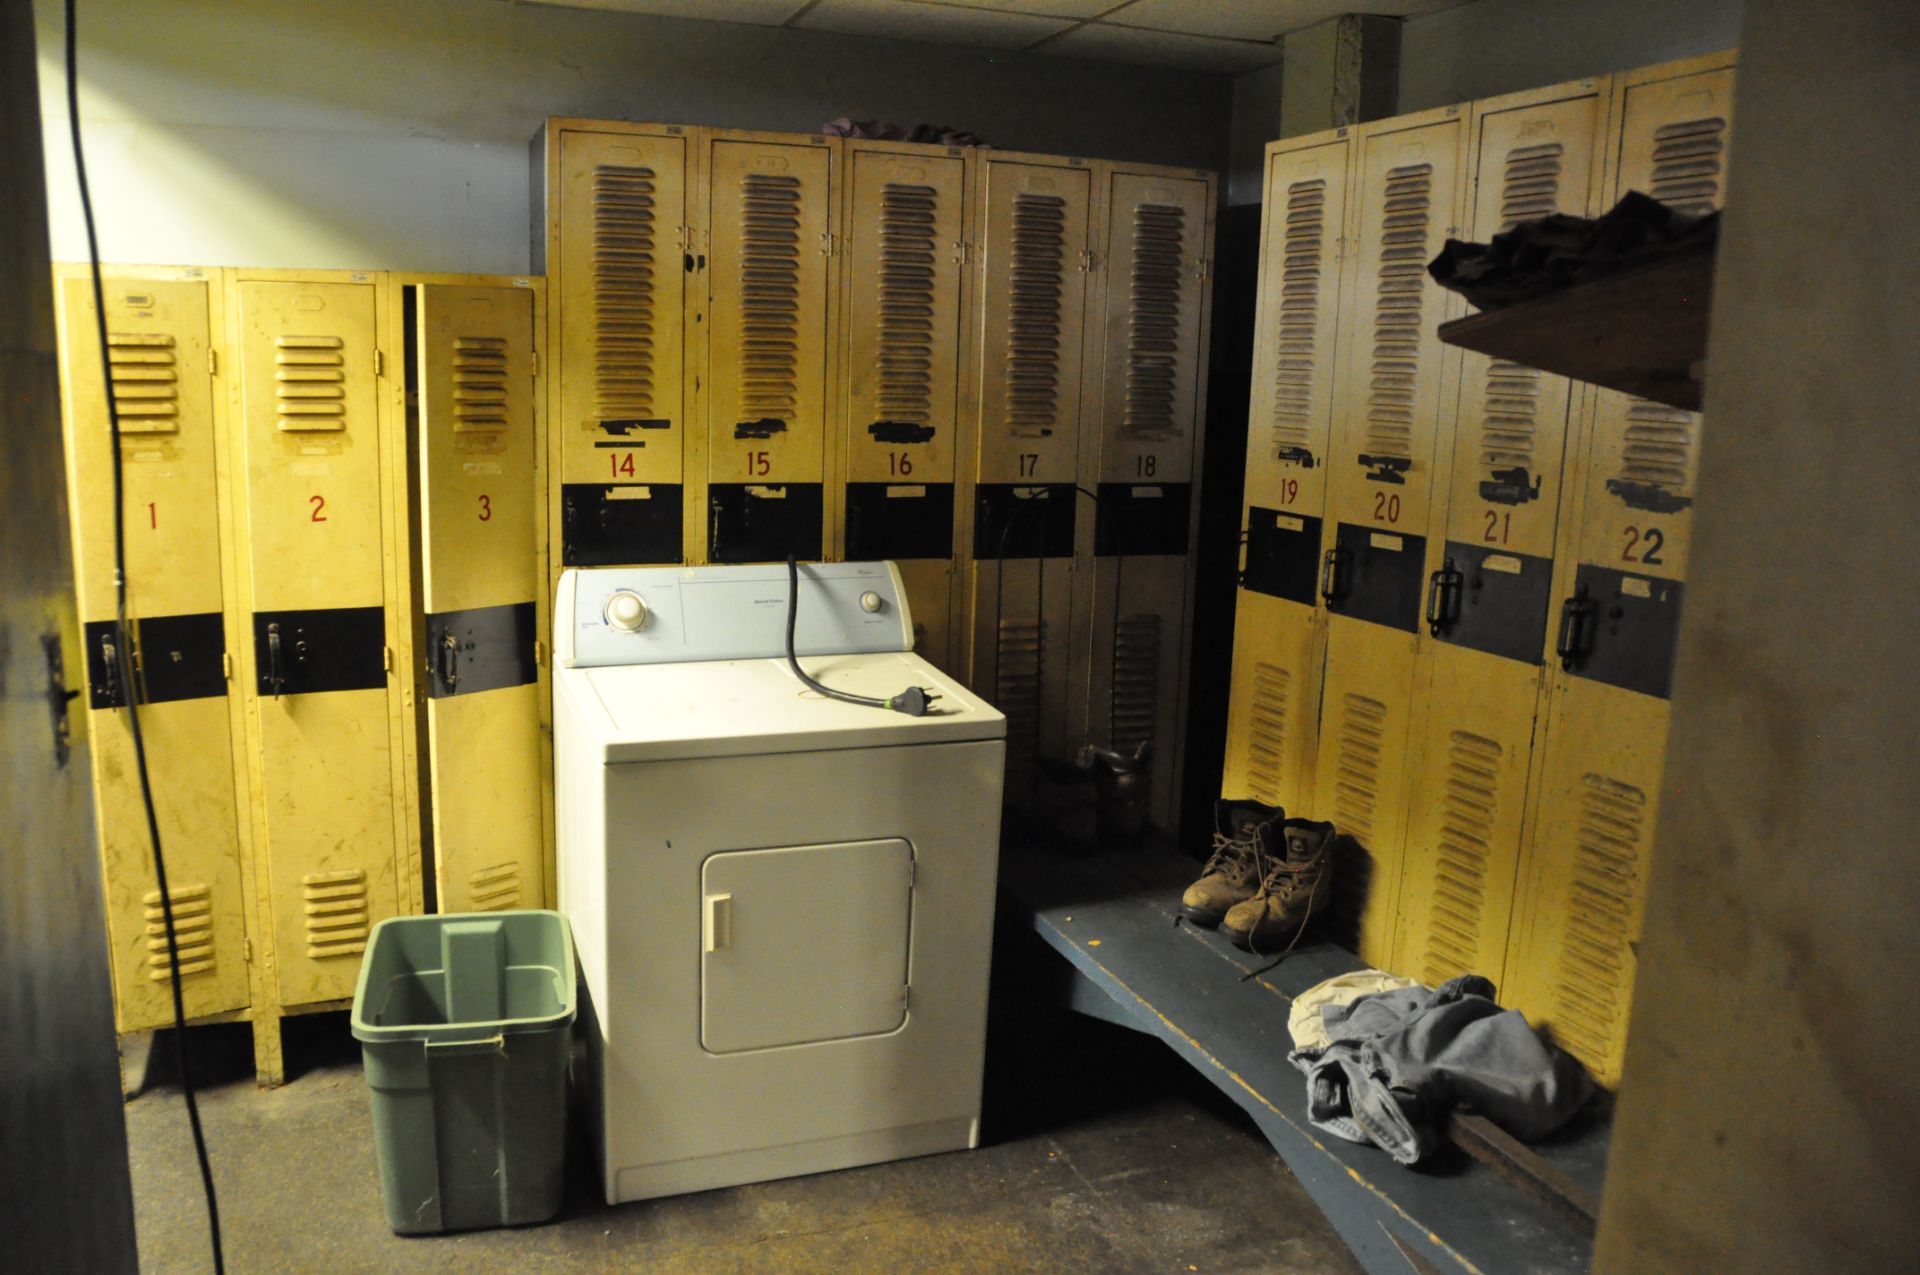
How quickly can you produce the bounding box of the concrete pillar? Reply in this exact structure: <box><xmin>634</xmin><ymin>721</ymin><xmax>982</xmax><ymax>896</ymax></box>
<box><xmin>1280</xmin><ymin>13</ymin><xmax>1402</xmax><ymax>138</ymax></box>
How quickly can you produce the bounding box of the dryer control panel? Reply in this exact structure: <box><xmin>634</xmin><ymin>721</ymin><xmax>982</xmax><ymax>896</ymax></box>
<box><xmin>557</xmin><ymin>562</ymin><xmax>913</xmax><ymax>668</ymax></box>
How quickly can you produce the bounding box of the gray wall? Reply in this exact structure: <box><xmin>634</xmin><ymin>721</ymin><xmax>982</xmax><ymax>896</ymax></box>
<box><xmin>1227</xmin><ymin>62</ymin><xmax>1284</xmax><ymax>205</ymax></box>
<box><xmin>31</xmin><ymin>0</ymin><xmax>1231</xmax><ymax>274</ymax></box>
<box><xmin>1594</xmin><ymin>1</ymin><xmax>1920</xmax><ymax>1269</ymax></box>
<box><xmin>1399</xmin><ymin>0</ymin><xmax>1745</xmax><ymax>112</ymax></box>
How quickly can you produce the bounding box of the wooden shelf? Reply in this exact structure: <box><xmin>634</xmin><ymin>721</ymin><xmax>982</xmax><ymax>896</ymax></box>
<box><xmin>1437</xmin><ymin>247</ymin><xmax>1715</xmax><ymax>411</ymax></box>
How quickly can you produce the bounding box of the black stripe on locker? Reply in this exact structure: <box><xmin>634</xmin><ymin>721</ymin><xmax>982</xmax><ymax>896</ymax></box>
<box><xmin>1242</xmin><ymin>508</ymin><xmax>1322</xmax><ymax>606</ymax></box>
<box><xmin>425</xmin><ymin>601</ymin><xmax>537</xmax><ymax>699</ymax></box>
<box><xmin>844</xmin><ymin>483</ymin><xmax>954</xmax><ymax>560</ymax></box>
<box><xmin>1326</xmin><ymin>522</ymin><xmax>1426</xmax><ymax>633</ymax></box>
<box><xmin>84</xmin><ymin>613</ymin><xmax>228</xmax><ymax>710</ymax></box>
<box><xmin>251</xmin><ymin>607</ymin><xmax>386</xmax><ymax>697</ymax></box>
<box><xmin>973</xmin><ymin>483</ymin><xmax>1075</xmax><ymax>560</ymax></box>
<box><xmin>1094</xmin><ymin>483</ymin><xmax>1191</xmax><ymax>557</ymax></box>
<box><xmin>561</xmin><ymin>482</ymin><xmax>684</xmax><ymax>566</ymax></box>
<box><xmin>1432</xmin><ymin>542</ymin><xmax>1554</xmax><ymax>665</ymax></box>
<box><xmin>1562</xmin><ymin>564</ymin><xmax>1684</xmax><ymax>700</ymax></box>
<box><xmin>708</xmin><ymin>483</ymin><xmax>824</xmax><ymax>564</ymax></box>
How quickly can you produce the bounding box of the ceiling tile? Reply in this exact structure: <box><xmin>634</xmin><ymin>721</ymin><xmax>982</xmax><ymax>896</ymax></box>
<box><xmin>793</xmin><ymin>0</ymin><xmax>1073</xmax><ymax>48</ymax></box>
<box><xmin>943</xmin><ymin>0</ymin><xmax>1117</xmax><ymax>16</ymax></box>
<box><xmin>1107</xmin><ymin>0</ymin><xmax>1457</xmax><ymax>42</ymax></box>
<box><xmin>513</xmin><ymin>0</ymin><xmax>811</xmax><ymax>25</ymax></box>
<box><xmin>1046</xmin><ymin>21</ymin><xmax>1282</xmax><ymax>74</ymax></box>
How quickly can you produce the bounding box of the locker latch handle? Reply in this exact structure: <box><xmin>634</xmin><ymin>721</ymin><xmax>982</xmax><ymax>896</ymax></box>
<box><xmin>704</xmin><ymin>893</ymin><xmax>733</xmax><ymax>953</ymax></box>
<box><xmin>439</xmin><ymin>632</ymin><xmax>460</xmax><ymax>693</ymax></box>
<box><xmin>1320</xmin><ymin>546</ymin><xmax>1348</xmax><ymax>605</ymax></box>
<box><xmin>1426</xmin><ymin>559</ymin><xmax>1464</xmax><ymax>637</ymax></box>
<box><xmin>265</xmin><ymin>622</ymin><xmax>286</xmax><ymax>699</ymax></box>
<box><xmin>98</xmin><ymin>631</ymin><xmax>121</xmax><ymax>707</ymax></box>
<box><xmin>1556</xmin><ymin>584</ymin><xmax>1596</xmax><ymax>671</ymax></box>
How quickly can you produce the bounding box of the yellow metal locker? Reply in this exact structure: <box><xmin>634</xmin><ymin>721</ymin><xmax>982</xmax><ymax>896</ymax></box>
<box><xmin>1505</xmin><ymin>51</ymin><xmax>1737</xmax><ymax>1085</ymax></box>
<box><xmin>1310</xmin><ymin>105</ymin><xmax>1467</xmax><ymax>965</ymax></box>
<box><xmin>543</xmin><ymin>121</ymin><xmax>691</xmax><ymax>567</ymax></box>
<box><xmin>833</xmin><ymin>140</ymin><xmax>970</xmax><ymax>669</ymax></box>
<box><xmin>702</xmin><ymin>131</ymin><xmax>836</xmax><ymax>563</ymax></box>
<box><xmin>54</xmin><ymin>265</ymin><xmax>254</xmax><ymax>1034</ymax></box>
<box><xmin>1082</xmin><ymin>164</ymin><xmax>1215</xmax><ymax>832</ymax></box>
<box><xmin>962</xmin><ymin>153</ymin><xmax>1095</xmax><ymax>795</ymax></box>
<box><xmin>1392</xmin><ymin>79</ymin><xmax>1609</xmax><ymax>988</ymax></box>
<box><xmin>1222</xmin><ymin>132</ymin><xmax>1352</xmax><ymax>812</ymax></box>
<box><xmin>228</xmin><ymin>270</ymin><xmax>418</xmax><ymax>1013</ymax></box>
<box><xmin>404</xmin><ymin>276</ymin><xmax>548</xmax><ymax>913</ymax></box>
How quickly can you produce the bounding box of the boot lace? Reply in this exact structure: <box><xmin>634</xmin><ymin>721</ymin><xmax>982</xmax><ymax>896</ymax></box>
<box><xmin>1202</xmin><ymin>827</ymin><xmax>1264</xmax><ymax>881</ymax></box>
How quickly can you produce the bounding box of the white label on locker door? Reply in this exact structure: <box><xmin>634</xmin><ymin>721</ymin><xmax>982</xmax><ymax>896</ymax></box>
<box><xmin>887</xmin><ymin>485</ymin><xmax>927</xmax><ymax>498</ymax></box>
<box><xmin>1370</xmin><ymin>532</ymin><xmax>1404</xmax><ymax>551</ymax></box>
<box><xmin>1621</xmin><ymin>575</ymin><xmax>1653</xmax><ymax>598</ymax></box>
<box><xmin>608</xmin><ymin>486</ymin><xmax>652</xmax><ymax>501</ymax></box>
<box><xmin>462</xmin><ymin>461</ymin><xmax>504</xmax><ymax>476</ymax></box>
<box><xmin>1483</xmin><ymin>554</ymin><xmax>1523</xmax><ymax>574</ymax></box>
<box><xmin>1276</xmin><ymin>515</ymin><xmax>1305</xmax><ymax>532</ymax></box>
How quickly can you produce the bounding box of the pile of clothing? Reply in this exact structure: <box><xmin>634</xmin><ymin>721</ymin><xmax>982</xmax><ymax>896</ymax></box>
<box><xmin>1287</xmin><ymin>971</ymin><xmax>1592</xmax><ymax>1165</ymax></box>
<box><xmin>1428</xmin><ymin>190</ymin><xmax>1719</xmax><ymax>311</ymax></box>
<box><xmin>820</xmin><ymin>117</ymin><xmax>987</xmax><ymax>147</ymax></box>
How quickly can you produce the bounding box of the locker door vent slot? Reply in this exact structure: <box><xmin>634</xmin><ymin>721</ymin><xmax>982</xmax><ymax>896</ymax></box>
<box><xmin>875</xmin><ymin>182</ymin><xmax>939</xmax><ymax>427</ymax></box>
<box><xmin>1109</xmin><ymin>613</ymin><xmax>1160</xmax><ymax>753</ymax></box>
<box><xmin>1420</xmin><ymin>730</ymin><xmax>1502</xmax><ymax>984</ymax></box>
<box><xmin>1363</xmin><ymin>163</ymin><xmax>1433</xmax><ymax>467</ymax></box>
<box><xmin>107</xmin><ymin>332</ymin><xmax>182</xmax><ymax>433</ymax></box>
<box><xmin>591</xmin><ymin>163</ymin><xmax>661</xmax><ymax>420</ymax></box>
<box><xmin>1330</xmin><ymin>693</ymin><xmax>1387</xmax><ymax>840</ymax></box>
<box><xmin>302</xmin><ymin>868</ymin><xmax>370</xmax><ymax>959</ymax></box>
<box><xmin>1609</xmin><ymin>402</ymin><xmax>1697</xmax><ymax>511</ymax></box>
<box><xmin>1122</xmin><ymin>203</ymin><xmax>1185</xmax><ymax>441</ymax></box>
<box><xmin>1555</xmin><ymin>774</ymin><xmax>1647</xmax><ymax>1067</ymax></box>
<box><xmin>1272</xmin><ymin>178</ymin><xmax>1327</xmax><ymax>464</ymax></box>
<box><xmin>738</xmin><ymin>172</ymin><xmax>803</xmax><ymax>423</ymax></box>
<box><xmin>450</xmin><ymin>336</ymin><xmax>510</xmax><ymax>433</ymax></box>
<box><xmin>1497</xmin><ymin>142</ymin><xmax>1564</xmax><ymax>230</ymax></box>
<box><xmin>1005</xmin><ymin>193</ymin><xmax>1068</xmax><ymax>440</ymax></box>
<box><xmin>273</xmin><ymin>335</ymin><xmax>347</xmax><ymax>432</ymax></box>
<box><xmin>1648</xmin><ymin>117</ymin><xmax>1728</xmax><ymax>216</ymax></box>
<box><xmin>1478</xmin><ymin>361</ymin><xmax>1543</xmax><ymax>502</ymax></box>
<box><xmin>469</xmin><ymin>862</ymin><xmax>523</xmax><ymax>912</ymax></box>
<box><xmin>142</xmin><ymin>883</ymin><xmax>215</xmax><ymax>980</ymax></box>
<box><xmin>995</xmin><ymin>618</ymin><xmax>1044</xmax><ymax>777</ymax></box>
<box><xmin>1243</xmin><ymin>662</ymin><xmax>1291</xmax><ymax>806</ymax></box>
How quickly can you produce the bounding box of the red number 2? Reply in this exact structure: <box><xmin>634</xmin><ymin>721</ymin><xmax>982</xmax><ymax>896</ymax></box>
<box><xmin>309</xmin><ymin>495</ymin><xmax>327</xmax><ymax>523</ymax></box>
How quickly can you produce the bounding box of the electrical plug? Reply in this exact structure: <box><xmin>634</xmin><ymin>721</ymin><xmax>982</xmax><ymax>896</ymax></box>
<box><xmin>887</xmin><ymin>686</ymin><xmax>942</xmax><ymax>717</ymax></box>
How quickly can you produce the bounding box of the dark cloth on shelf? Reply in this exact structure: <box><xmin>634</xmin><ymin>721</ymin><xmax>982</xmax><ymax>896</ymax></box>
<box><xmin>1287</xmin><ymin>974</ymin><xmax>1593</xmax><ymax>1166</ymax></box>
<box><xmin>820</xmin><ymin>117</ymin><xmax>988</xmax><ymax>148</ymax></box>
<box><xmin>1429</xmin><ymin>190</ymin><xmax>1719</xmax><ymax>311</ymax></box>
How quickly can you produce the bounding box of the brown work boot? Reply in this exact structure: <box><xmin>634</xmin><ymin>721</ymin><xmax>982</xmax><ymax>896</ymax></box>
<box><xmin>1221</xmin><ymin>818</ymin><xmax>1335</xmax><ymax>955</ymax></box>
<box><xmin>1180</xmin><ymin>800</ymin><xmax>1282</xmax><ymax>926</ymax></box>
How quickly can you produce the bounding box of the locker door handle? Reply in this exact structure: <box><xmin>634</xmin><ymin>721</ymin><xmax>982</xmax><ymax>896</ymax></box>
<box><xmin>1319</xmin><ymin>547</ymin><xmax>1348</xmax><ymax>605</ymax></box>
<box><xmin>1556</xmin><ymin>585</ymin><xmax>1596</xmax><ymax>671</ymax></box>
<box><xmin>1426</xmin><ymin>560</ymin><xmax>1463</xmax><ymax>637</ymax></box>
<box><xmin>704</xmin><ymin>893</ymin><xmax>733</xmax><ymax>953</ymax></box>
<box><xmin>98</xmin><ymin>631</ymin><xmax>122</xmax><ymax>707</ymax></box>
<box><xmin>439</xmin><ymin>633</ymin><xmax>460</xmax><ymax>693</ymax></box>
<box><xmin>265</xmin><ymin>622</ymin><xmax>286</xmax><ymax>699</ymax></box>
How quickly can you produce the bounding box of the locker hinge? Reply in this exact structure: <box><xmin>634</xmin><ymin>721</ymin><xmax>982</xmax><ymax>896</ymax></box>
<box><xmin>953</xmin><ymin>240</ymin><xmax>971</xmax><ymax>265</ymax></box>
<box><xmin>1079</xmin><ymin>248</ymin><xmax>1096</xmax><ymax>272</ymax></box>
<box><xmin>207</xmin><ymin>347</ymin><xmax>219</xmax><ymax>377</ymax></box>
<box><xmin>382</xmin><ymin>645</ymin><xmax>394</xmax><ymax>673</ymax></box>
<box><xmin>534</xmin><ymin>639</ymin><xmax>548</xmax><ymax>667</ymax></box>
<box><xmin>373</xmin><ymin>348</ymin><xmax>385</xmax><ymax>377</ymax></box>
<box><xmin>221</xmin><ymin>651</ymin><xmax>233</xmax><ymax>680</ymax></box>
<box><xmin>1196</xmin><ymin>258</ymin><xmax>1212</xmax><ymax>281</ymax></box>
<box><xmin>243</xmin><ymin>937</ymin><xmax>253</xmax><ymax>963</ymax></box>
<box><xmin>530</xmin><ymin>349</ymin><xmax>540</xmax><ymax>380</ymax></box>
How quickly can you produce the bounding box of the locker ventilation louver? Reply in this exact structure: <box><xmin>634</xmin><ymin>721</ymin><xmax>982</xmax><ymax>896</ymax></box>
<box><xmin>1648</xmin><ymin>117</ymin><xmax>1728</xmax><ymax>217</ymax></box>
<box><xmin>1005</xmin><ymin>193</ymin><xmax>1068</xmax><ymax>440</ymax></box>
<box><xmin>591</xmin><ymin>163</ymin><xmax>660</xmax><ymax>420</ymax></box>
<box><xmin>468</xmin><ymin>862</ymin><xmax>522</xmax><ymax>911</ymax></box>
<box><xmin>1478</xmin><ymin>145</ymin><xmax>1566</xmax><ymax>481</ymax></box>
<box><xmin>1365</xmin><ymin>164</ymin><xmax>1433</xmax><ymax>462</ymax></box>
<box><xmin>996</xmin><ymin>618</ymin><xmax>1044</xmax><ymax>776</ymax></box>
<box><xmin>451</xmin><ymin>336</ymin><xmax>509</xmax><ymax>433</ymax></box>
<box><xmin>1420</xmin><ymin>731</ymin><xmax>1502</xmax><ymax>984</ymax></box>
<box><xmin>1109</xmin><ymin>613</ymin><xmax>1161</xmax><ymax>753</ymax></box>
<box><xmin>739</xmin><ymin>172</ymin><xmax>804</xmax><ymax>422</ymax></box>
<box><xmin>875</xmin><ymin>182</ymin><xmax>939</xmax><ymax>427</ymax></box>
<box><xmin>107</xmin><ymin>333</ymin><xmax>181</xmax><ymax>432</ymax></box>
<box><xmin>273</xmin><ymin>335</ymin><xmax>347</xmax><ymax>431</ymax></box>
<box><xmin>1122</xmin><ymin>203</ymin><xmax>1185</xmax><ymax>441</ymax></box>
<box><xmin>1272</xmin><ymin>179</ymin><xmax>1326</xmax><ymax>462</ymax></box>
<box><xmin>1554</xmin><ymin>774</ymin><xmax>1647</xmax><ymax>1068</ymax></box>
<box><xmin>302</xmin><ymin>868</ymin><xmax>370</xmax><ymax>959</ymax></box>
<box><xmin>1615</xmin><ymin>401</ymin><xmax>1697</xmax><ymax>499</ymax></box>
<box><xmin>142</xmin><ymin>883</ymin><xmax>214</xmax><ymax>981</ymax></box>
<box><xmin>1326</xmin><ymin>693</ymin><xmax>1389</xmax><ymax>951</ymax></box>
<box><xmin>1243</xmin><ymin>662</ymin><xmax>1291</xmax><ymax>806</ymax></box>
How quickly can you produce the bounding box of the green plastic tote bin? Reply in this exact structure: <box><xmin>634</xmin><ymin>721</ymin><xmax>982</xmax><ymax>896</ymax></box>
<box><xmin>350</xmin><ymin>909</ymin><xmax>577</xmax><ymax>1234</ymax></box>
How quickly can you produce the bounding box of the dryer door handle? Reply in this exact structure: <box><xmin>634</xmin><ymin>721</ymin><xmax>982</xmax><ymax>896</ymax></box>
<box><xmin>703</xmin><ymin>893</ymin><xmax>733</xmax><ymax>953</ymax></box>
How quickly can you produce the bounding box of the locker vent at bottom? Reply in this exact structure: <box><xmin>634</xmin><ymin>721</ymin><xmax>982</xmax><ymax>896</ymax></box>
<box><xmin>1554</xmin><ymin>773</ymin><xmax>1649</xmax><ymax>1065</ymax></box>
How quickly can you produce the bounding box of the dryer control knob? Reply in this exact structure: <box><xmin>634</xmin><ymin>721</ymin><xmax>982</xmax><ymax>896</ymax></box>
<box><xmin>605</xmin><ymin>590</ymin><xmax>649</xmax><ymax>632</ymax></box>
<box><xmin>860</xmin><ymin>591</ymin><xmax>884</xmax><ymax>613</ymax></box>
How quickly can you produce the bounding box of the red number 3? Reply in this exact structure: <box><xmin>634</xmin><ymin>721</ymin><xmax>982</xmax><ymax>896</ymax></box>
<box><xmin>478</xmin><ymin>494</ymin><xmax>492</xmax><ymax>522</ymax></box>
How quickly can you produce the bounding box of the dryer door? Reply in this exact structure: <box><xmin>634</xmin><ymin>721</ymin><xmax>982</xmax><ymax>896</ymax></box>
<box><xmin>700</xmin><ymin>838</ymin><xmax>913</xmax><ymax>1053</ymax></box>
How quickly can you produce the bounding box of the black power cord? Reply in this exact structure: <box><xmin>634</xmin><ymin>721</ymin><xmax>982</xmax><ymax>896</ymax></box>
<box><xmin>784</xmin><ymin>556</ymin><xmax>939</xmax><ymax>716</ymax></box>
<box><xmin>65</xmin><ymin>3</ymin><xmax>225</xmax><ymax>1271</ymax></box>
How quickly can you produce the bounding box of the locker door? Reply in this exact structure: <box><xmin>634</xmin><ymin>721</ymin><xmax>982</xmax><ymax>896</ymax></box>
<box><xmin>1085</xmin><ymin>169</ymin><xmax>1212</xmax><ymax>831</ymax></box>
<box><xmin>1310</xmin><ymin>109</ymin><xmax>1465</xmax><ymax>966</ymax></box>
<box><xmin>1223</xmin><ymin>135</ymin><xmax>1350</xmax><ymax>811</ymax></box>
<box><xmin>415</xmin><ymin>283</ymin><xmax>544</xmax><ymax>912</ymax></box>
<box><xmin>555</xmin><ymin>128</ymin><xmax>689</xmax><ymax>566</ymax></box>
<box><xmin>1506</xmin><ymin>57</ymin><xmax>1736</xmax><ymax>1085</ymax></box>
<box><xmin>965</xmin><ymin>157</ymin><xmax>1093</xmax><ymax>794</ymax></box>
<box><xmin>1394</xmin><ymin>83</ymin><xmax>1607</xmax><ymax>987</ymax></box>
<box><xmin>705</xmin><ymin>135</ymin><xmax>834</xmax><ymax>563</ymax></box>
<box><xmin>57</xmin><ymin>270</ymin><xmax>251</xmax><ymax>1031</ymax></box>
<box><xmin>234</xmin><ymin>277</ymin><xmax>402</xmax><ymax>1008</ymax></box>
<box><xmin>839</xmin><ymin>145</ymin><xmax>967</xmax><ymax>669</ymax></box>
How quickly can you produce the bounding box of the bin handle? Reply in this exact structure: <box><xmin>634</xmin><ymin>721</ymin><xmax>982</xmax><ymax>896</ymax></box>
<box><xmin>426</xmin><ymin>1033</ymin><xmax>506</xmax><ymax>1056</ymax></box>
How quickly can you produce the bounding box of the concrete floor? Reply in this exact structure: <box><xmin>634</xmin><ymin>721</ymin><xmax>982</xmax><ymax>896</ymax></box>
<box><xmin>126</xmin><ymin>947</ymin><xmax>1364</xmax><ymax>1274</ymax></box>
